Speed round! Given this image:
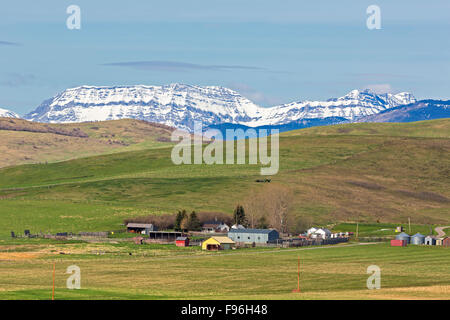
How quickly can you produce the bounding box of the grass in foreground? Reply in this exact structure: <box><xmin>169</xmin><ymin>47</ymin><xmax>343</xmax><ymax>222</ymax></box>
<box><xmin>0</xmin><ymin>241</ymin><xmax>448</xmax><ymax>300</ymax></box>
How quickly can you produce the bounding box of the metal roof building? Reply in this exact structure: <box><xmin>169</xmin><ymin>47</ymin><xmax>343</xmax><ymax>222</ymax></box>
<box><xmin>202</xmin><ymin>236</ymin><xmax>235</xmax><ymax>250</ymax></box>
<box><xmin>424</xmin><ymin>236</ymin><xmax>436</xmax><ymax>245</ymax></box>
<box><xmin>411</xmin><ymin>233</ymin><xmax>425</xmax><ymax>245</ymax></box>
<box><xmin>395</xmin><ymin>232</ymin><xmax>411</xmax><ymax>244</ymax></box>
<box><xmin>228</xmin><ymin>228</ymin><xmax>279</xmax><ymax>244</ymax></box>
<box><xmin>126</xmin><ymin>223</ymin><xmax>157</xmax><ymax>235</ymax></box>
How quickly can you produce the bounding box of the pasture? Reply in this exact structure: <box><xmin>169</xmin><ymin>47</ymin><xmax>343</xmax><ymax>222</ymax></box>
<box><xmin>0</xmin><ymin>240</ymin><xmax>448</xmax><ymax>300</ymax></box>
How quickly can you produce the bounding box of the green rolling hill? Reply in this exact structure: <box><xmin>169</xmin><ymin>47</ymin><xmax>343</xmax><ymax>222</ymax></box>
<box><xmin>0</xmin><ymin>119</ymin><xmax>449</xmax><ymax>236</ymax></box>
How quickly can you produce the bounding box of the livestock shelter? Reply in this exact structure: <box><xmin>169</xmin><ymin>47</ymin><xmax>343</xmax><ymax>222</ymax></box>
<box><xmin>424</xmin><ymin>236</ymin><xmax>436</xmax><ymax>246</ymax></box>
<box><xmin>202</xmin><ymin>236</ymin><xmax>235</xmax><ymax>250</ymax></box>
<box><xmin>176</xmin><ymin>237</ymin><xmax>189</xmax><ymax>247</ymax></box>
<box><xmin>126</xmin><ymin>223</ymin><xmax>157</xmax><ymax>235</ymax></box>
<box><xmin>395</xmin><ymin>232</ymin><xmax>411</xmax><ymax>244</ymax></box>
<box><xmin>411</xmin><ymin>233</ymin><xmax>425</xmax><ymax>245</ymax></box>
<box><xmin>391</xmin><ymin>239</ymin><xmax>407</xmax><ymax>247</ymax></box>
<box><xmin>147</xmin><ymin>231</ymin><xmax>184</xmax><ymax>242</ymax></box>
<box><xmin>228</xmin><ymin>228</ymin><xmax>279</xmax><ymax>244</ymax></box>
<box><xmin>436</xmin><ymin>238</ymin><xmax>444</xmax><ymax>246</ymax></box>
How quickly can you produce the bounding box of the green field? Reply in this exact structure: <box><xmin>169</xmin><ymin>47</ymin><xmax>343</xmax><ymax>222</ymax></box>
<box><xmin>0</xmin><ymin>119</ymin><xmax>449</xmax><ymax>236</ymax></box>
<box><xmin>0</xmin><ymin>119</ymin><xmax>449</xmax><ymax>300</ymax></box>
<box><xmin>0</xmin><ymin>240</ymin><xmax>448</xmax><ymax>300</ymax></box>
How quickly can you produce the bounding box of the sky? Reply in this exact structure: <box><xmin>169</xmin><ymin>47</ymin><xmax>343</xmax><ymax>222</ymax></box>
<box><xmin>1</xmin><ymin>0</ymin><xmax>449</xmax><ymax>115</ymax></box>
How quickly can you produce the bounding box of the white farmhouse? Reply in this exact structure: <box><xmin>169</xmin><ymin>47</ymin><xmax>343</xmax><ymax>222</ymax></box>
<box><xmin>306</xmin><ymin>227</ymin><xmax>318</xmax><ymax>236</ymax></box>
<box><xmin>311</xmin><ymin>228</ymin><xmax>332</xmax><ymax>239</ymax></box>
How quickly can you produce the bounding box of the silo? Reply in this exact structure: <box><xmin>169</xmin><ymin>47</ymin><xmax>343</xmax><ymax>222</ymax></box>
<box><xmin>410</xmin><ymin>233</ymin><xmax>425</xmax><ymax>245</ymax></box>
<box><xmin>395</xmin><ymin>232</ymin><xmax>411</xmax><ymax>244</ymax></box>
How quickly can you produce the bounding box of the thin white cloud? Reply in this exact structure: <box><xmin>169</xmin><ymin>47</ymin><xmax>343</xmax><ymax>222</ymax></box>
<box><xmin>228</xmin><ymin>82</ymin><xmax>284</xmax><ymax>107</ymax></box>
<box><xmin>102</xmin><ymin>61</ymin><xmax>265</xmax><ymax>72</ymax></box>
<box><xmin>362</xmin><ymin>84</ymin><xmax>393</xmax><ymax>94</ymax></box>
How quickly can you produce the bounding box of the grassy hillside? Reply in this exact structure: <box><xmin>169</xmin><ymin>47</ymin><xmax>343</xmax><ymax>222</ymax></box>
<box><xmin>0</xmin><ymin>118</ymin><xmax>175</xmax><ymax>168</ymax></box>
<box><xmin>0</xmin><ymin>119</ymin><xmax>449</xmax><ymax>235</ymax></box>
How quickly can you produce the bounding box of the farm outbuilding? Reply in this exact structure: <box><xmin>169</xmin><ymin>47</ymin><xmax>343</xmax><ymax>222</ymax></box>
<box><xmin>391</xmin><ymin>239</ymin><xmax>407</xmax><ymax>247</ymax></box>
<box><xmin>141</xmin><ymin>231</ymin><xmax>185</xmax><ymax>244</ymax></box>
<box><xmin>395</xmin><ymin>232</ymin><xmax>411</xmax><ymax>244</ymax></box>
<box><xmin>442</xmin><ymin>237</ymin><xmax>450</xmax><ymax>247</ymax></box>
<box><xmin>126</xmin><ymin>223</ymin><xmax>157</xmax><ymax>235</ymax></box>
<box><xmin>424</xmin><ymin>236</ymin><xmax>436</xmax><ymax>246</ymax></box>
<box><xmin>201</xmin><ymin>236</ymin><xmax>235</xmax><ymax>251</ymax></box>
<box><xmin>175</xmin><ymin>237</ymin><xmax>189</xmax><ymax>247</ymax></box>
<box><xmin>228</xmin><ymin>228</ymin><xmax>279</xmax><ymax>244</ymax></box>
<box><xmin>436</xmin><ymin>238</ymin><xmax>444</xmax><ymax>246</ymax></box>
<box><xmin>410</xmin><ymin>233</ymin><xmax>425</xmax><ymax>245</ymax></box>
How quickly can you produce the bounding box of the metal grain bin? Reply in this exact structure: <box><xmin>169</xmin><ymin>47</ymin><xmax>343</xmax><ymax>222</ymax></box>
<box><xmin>395</xmin><ymin>232</ymin><xmax>411</xmax><ymax>244</ymax></box>
<box><xmin>410</xmin><ymin>233</ymin><xmax>425</xmax><ymax>245</ymax></box>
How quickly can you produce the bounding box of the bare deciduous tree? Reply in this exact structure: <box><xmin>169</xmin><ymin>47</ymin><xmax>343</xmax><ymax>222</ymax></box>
<box><xmin>243</xmin><ymin>184</ymin><xmax>293</xmax><ymax>233</ymax></box>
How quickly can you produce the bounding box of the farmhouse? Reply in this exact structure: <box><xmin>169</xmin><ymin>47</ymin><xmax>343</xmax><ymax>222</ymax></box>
<box><xmin>228</xmin><ymin>228</ymin><xmax>279</xmax><ymax>244</ymax></box>
<box><xmin>311</xmin><ymin>228</ymin><xmax>332</xmax><ymax>239</ymax></box>
<box><xmin>202</xmin><ymin>236</ymin><xmax>235</xmax><ymax>250</ymax></box>
<box><xmin>202</xmin><ymin>221</ymin><xmax>230</xmax><ymax>233</ymax></box>
<box><xmin>176</xmin><ymin>236</ymin><xmax>189</xmax><ymax>247</ymax></box>
<box><xmin>306</xmin><ymin>227</ymin><xmax>318</xmax><ymax>236</ymax></box>
<box><xmin>126</xmin><ymin>223</ymin><xmax>157</xmax><ymax>235</ymax></box>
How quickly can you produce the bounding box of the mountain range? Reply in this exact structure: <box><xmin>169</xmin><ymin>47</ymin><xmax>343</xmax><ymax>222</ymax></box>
<box><xmin>0</xmin><ymin>107</ymin><xmax>19</xmax><ymax>119</ymax></box>
<box><xmin>357</xmin><ymin>100</ymin><xmax>450</xmax><ymax>123</ymax></box>
<box><xmin>1</xmin><ymin>84</ymin><xmax>448</xmax><ymax>132</ymax></box>
<box><xmin>21</xmin><ymin>84</ymin><xmax>419</xmax><ymax>131</ymax></box>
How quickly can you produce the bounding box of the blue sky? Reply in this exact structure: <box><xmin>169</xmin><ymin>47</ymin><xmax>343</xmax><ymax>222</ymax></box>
<box><xmin>1</xmin><ymin>0</ymin><xmax>449</xmax><ymax>115</ymax></box>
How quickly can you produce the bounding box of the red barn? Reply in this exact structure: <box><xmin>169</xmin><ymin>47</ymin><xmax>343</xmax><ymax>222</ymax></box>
<box><xmin>443</xmin><ymin>237</ymin><xmax>450</xmax><ymax>247</ymax></box>
<box><xmin>176</xmin><ymin>237</ymin><xmax>189</xmax><ymax>247</ymax></box>
<box><xmin>391</xmin><ymin>239</ymin><xmax>407</xmax><ymax>247</ymax></box>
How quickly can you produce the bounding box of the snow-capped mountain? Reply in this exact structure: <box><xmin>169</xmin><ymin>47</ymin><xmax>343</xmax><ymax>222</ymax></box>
<box><xmin>24</xmin><ymin>84</ymin><xmax>416</xmax><ymax>131</ymax></box>
<box><xmin>250</xmin><ymin>89</ymin><xmax>416</xmax><ymax>126</ymax></box>
<box><xmin>357</xmin><ymin>100</ymin><xmax>450</xmax><ymax>123</ymax></box>
<box><xmin>0</xmin><ymin>107</ymin><xmax>20</xmax><ymax>118</ymax></box>
<box><xmin>25</xmin><ymin>84</ymin><xmax>261</xmax><ymax>131</ymax></box>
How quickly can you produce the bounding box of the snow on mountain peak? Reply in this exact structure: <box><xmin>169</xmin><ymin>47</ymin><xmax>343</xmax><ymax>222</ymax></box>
<box><xmin>24</xmin><ymin>84</ymin><xmax>416</xmax><ymax>131</ymax></box>
<box><xmin>0</xmin><ymin>107</ymin><xmax>20</xmax><ymax>119</ymax></box>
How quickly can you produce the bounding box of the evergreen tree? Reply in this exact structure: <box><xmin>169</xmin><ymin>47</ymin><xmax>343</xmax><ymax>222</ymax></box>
<box><xmin>175</xmin><ymin>210</ymin><xmax>187</xmax><ymax>231</ymax></box>
<box><xmin>233</xmin><ymin>204</ymin><xmax>247</xmax><ymax>226</ymax></box>
<box><xmin>188</xmin><ymin>211</ymin><xmax>202</xmax><ymax>231</ymax></box>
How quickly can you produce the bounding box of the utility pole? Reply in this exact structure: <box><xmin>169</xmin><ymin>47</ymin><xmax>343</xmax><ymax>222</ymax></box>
<box><xmin>52</xmin><ymin>262</ymin><xmax>55</xmax><ymax>301</ymax></box>
<box><xmin>408</xmin><ymin>217</ymin><xmax>411</xmax><ymax>234</ymax></box>
<box><xmin>356</xmin><ymin>221</ymin><xmax>359</xmax><ymax>241</ymax></box>
<box><xmin>292</xmin><ymin>256</ymin><xmax>301</xmax><ymax>293</ymax></box>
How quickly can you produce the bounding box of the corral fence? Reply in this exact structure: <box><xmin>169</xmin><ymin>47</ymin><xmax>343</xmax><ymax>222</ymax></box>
<box><xmin>356</xmin><ymin>236</ymin><xmax>391</xmax><ymax>242</ymax></box>
<box><xmin>235</xmin><ymin>237</ymin><xmax>349</xmax><ymax>248</ymax></box>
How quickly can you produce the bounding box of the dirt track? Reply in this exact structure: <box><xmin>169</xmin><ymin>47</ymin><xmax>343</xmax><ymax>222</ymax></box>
<box><xmin>435</xmin><ymin>226</ymin><xmax>450</xmax><ymax>237</ymax></box>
